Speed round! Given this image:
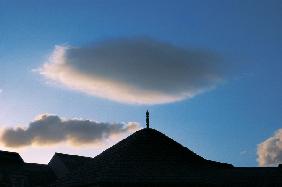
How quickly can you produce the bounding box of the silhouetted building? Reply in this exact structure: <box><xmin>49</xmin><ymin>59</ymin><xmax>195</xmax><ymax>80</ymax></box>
<box><xmin>48</xmin><ymin>153</ymin><xmax>93</xmax><ymax>179</ymax></box>
<box><xmin>0</xmin><ymin>150</ymin><xmax>56</xmax><ymax>187</ymax></box>
<box><xmin>50</xmin><ymin>128</ymin><xmax>282</xmax><ymax>187</ymax></box>
<box><xmin>0</xmin><ymin>150</ymin><xmax>24</xmax><ymax>166</ymax></box>
<box><xmin>1</xmin><ymin>129</ymin><xmax>282</xmax><ymax>187</ymax></box>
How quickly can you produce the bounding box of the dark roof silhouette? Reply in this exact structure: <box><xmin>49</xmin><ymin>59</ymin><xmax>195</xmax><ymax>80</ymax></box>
<box><xmin>0</xmin><ymin>150</ymin><xmax>56</xmax><ymax>187</ymax></box>
<box><xmin>0</xmin><ymin>150</ymin><xmax>24</xmax><ymax>165</ymax></box>
<box><xmin>16</xmin><ymin>163</ymin><xmax>56</xmax><ymax>186</ymax></box>
<box><xmin>48</xmin><ymin>153</ymin><xmax>93</xmax><ymax>178</ymax></box>
<box><xmin>50</xmin><ymin>153</ymin><xmax>93</xmax><ymax>172</ymax></box>
<box><xmin>53</xmin><ymin>128</ymin><xmax>232</xmax><ymax>187</ymax></box>
<box><xmin>2</xmin><ymin>128</ymin><xmax>282</xmax><ymax>187</ymax></box>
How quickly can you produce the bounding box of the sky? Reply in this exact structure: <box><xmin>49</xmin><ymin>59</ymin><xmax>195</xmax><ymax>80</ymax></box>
<box><xmin>0</xmin><ymin>0</ymin><xmax>282</xmax><ymax>167</ymax></box>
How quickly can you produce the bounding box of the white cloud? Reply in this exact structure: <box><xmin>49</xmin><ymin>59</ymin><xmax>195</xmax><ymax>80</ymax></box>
<box><xmin>0</xmin><ymin>114</ymin><xmax>140</xmax><ymax>148</ymax></box>
<box><xmin>38</xmin><ymin>38</ymin><xmax>223</xmax><ymax>105</ymax></box>
<box><xmin>257</xmin><ymin>129</ymin><xmax>282</xmax><ymax>166</ymax></box>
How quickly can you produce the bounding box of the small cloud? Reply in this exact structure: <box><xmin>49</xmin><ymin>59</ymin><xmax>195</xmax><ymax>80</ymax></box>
<box><xmin>38</xmin><ymin>38</ymin><xmax>223</xmax><ymax>105</ymax></box>
<box><xmin>240</xmin><ymin>150</ymin><xmax>247</xmax><ymax>155</ymax></box>
<box><xmin>257</xmin><ymin>129</ymin><xmax>282</xmax><ymax>167</ymax></box>
<box><xmin>0</xmin><ymin>114</ymin><xmax>140</xmax><ymax>148</ymax></box>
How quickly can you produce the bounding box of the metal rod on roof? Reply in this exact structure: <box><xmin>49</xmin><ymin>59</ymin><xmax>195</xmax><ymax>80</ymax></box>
<box><xmin>146</xmin><ymin>110</ymin><xmax>149</xmax><ymax>129</ymax></box>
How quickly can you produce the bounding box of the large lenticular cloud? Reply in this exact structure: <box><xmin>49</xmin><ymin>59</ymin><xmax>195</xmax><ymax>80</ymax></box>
<box><xmin>39</xmin><ymin>38</ymin><xmax>223</xmax><ymax>104</ymax></box>
<box><xmin>1</xmin><ymin>114</ymin><xmax>140</xmax><ymax>148</ymax></box>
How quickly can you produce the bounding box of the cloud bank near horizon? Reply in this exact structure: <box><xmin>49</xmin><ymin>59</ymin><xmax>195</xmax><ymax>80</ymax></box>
<box><xmin>0</xmin><ymin>114</ymin><xmax>140</xmax><ymax>148</ymax></box>
<box><xmin>257</xmin><ymin>129</ymin><xmax>282</xmax><ymax>166</ymax></box>
<box><xmin>38</xmin><ymin>38</ymin><xmax>223</xmax><ymax>105</ymax></box>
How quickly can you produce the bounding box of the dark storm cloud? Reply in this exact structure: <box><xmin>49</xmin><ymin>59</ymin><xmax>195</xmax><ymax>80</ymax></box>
<box><xmin>39</xmin><ymin>38</ymin><xmax>223</xmax><ymax>104</ymax></box>
<box><xmin>257</xmin><ymin>129</ymin><xmax>282</xmax><ymax>166</ymax></box>
<box><xmin>1</xmin><ymin>114</ymin><xmax>140</xmax><ymax>148</ymax></box>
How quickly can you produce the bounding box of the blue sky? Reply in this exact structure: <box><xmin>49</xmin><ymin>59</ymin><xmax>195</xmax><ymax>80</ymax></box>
<box><xmin>0</xmin><ymin>0</ymin><xmax>282</xmax><ymax>166</ymax></box>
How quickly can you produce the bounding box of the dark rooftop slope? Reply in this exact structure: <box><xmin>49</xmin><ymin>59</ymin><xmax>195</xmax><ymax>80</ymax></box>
<box><xmin>0</xmin><ymin>150</ymin><xmax>24</xmax><ymax>165</ymax></box>
<box><xmin>54</xmin><ymin>128</ymin><xmax>232</xmax><ymax>187</ymax></box>
<box><xmin>95</xmin><ymin>128</ymin><xmax>232</xmax><ymax>168</ymax></box>
<box><xmin>0</xmin><ymin>150</ymin><xmax>56</xmax><ymax>187</ymax></box>
<box><xmin>50</xmin><ymin>153</ymin><xmax>93</xmax><ymax>172</ymax></box>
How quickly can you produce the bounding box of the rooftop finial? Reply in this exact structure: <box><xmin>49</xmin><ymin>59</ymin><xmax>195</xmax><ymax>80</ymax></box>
<box><xmin>146</xmin><ymin>110</ymin><xmax>149</xmax><ymax>129</ymax></box>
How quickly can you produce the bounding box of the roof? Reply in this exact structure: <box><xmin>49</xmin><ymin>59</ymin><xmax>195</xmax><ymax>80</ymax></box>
<box><xmin>0</xmin><ymin>159</ymin><xmax>56</xmax><ymax>186</ymax></box>
<box><xmin>0</xmin><ymin>150</ymin><xmax>24</xmax><ymax>165</ymax></box>
<box><xmin>49</xmin><ymin>153</ymin><xmax>93</xmax><ymax>172</ymax></box>
<box><xmin>19</xmin><ymin>163</ymin><xmax>57</xmax><ymax>186</ymax></box>
<box><xmin>53</xmin><ymin>128</ymin><xmax>233</xmax><ymax>186</ymax></box>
